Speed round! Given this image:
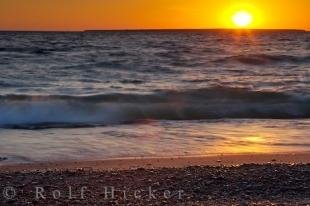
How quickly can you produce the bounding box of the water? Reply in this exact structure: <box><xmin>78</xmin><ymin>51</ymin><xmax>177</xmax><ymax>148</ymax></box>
<box><xmin>0</xmin><ymin>30</ymin><xmax>309</xmax><ymax>164</ymax></box>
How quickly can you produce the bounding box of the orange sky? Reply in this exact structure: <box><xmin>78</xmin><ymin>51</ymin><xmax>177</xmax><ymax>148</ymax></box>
<box><xmin>0</xmin><ymin>0</ymin><xmax>309</xmax><ymax>31</ymax></box>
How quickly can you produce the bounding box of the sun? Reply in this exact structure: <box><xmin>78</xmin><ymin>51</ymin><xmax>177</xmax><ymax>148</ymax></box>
<box><xmin>232</xmin><ymin>11</ymin><xmax>253</xmax><ymax>28</ymax></box>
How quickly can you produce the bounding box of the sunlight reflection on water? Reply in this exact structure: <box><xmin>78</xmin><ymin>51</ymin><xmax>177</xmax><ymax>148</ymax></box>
<box><xmin>0</xmin><ymin>119</ymin><xmax>309</xmax><ymax>164</ymax></box>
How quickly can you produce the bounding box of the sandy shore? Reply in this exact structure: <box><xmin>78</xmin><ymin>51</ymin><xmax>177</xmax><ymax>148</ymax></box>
<box><xmin>1</xmin><ymin>153</ymin><xmax>310</xmax><ymax>205</ymax></box>
<box><xmin>1</xmin><ymin>152</ymin><xmax>310</xmax><ymax>172</ymax></box>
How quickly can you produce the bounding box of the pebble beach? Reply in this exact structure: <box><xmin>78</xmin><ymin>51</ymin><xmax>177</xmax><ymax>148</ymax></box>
<box><xmin>1</xmin><ymin>162</ymin><xmax>310</xmax><ymax>205</ymax></box>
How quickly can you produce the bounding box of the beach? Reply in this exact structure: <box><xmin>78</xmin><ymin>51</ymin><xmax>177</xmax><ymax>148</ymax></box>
<box><xmin>0</xmin><ymin>30</ymin><xmax>309</xmax><ymax>205</ymax></box>
<box><xmin>1</xmin><ymin>152</ymin><xmax>310</xmax><ymax>172</ymax></box>
<box><xmin>1</xmin><ymin>153</ymin><xmax>310</xmax><ymax>205</ymax></box>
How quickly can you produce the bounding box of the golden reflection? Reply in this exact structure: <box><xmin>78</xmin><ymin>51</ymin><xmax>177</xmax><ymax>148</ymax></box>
<box><xmin>244</xmin><ymin>136</ymin><xmax>266</xmax><ymax>143</ymax></box>
<box><xmin>198</xmin><ymin>122</ymin><xmax>304</xmax><ymax>155</ymax></box>
<box><xmin>220</xmin><ymin>144</ymin><xmax>273</xmax><ymax>154</ymax></box>
<box><xmin>215</xmin><ymin>134</ymin><xmax>272</xmax><ymax>154</ymax></box>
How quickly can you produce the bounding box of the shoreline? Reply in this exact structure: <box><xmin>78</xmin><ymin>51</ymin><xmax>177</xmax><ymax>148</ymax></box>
<box><xmin>1</xmin><ymin>152</ymin><xmax>309</xmax><ymax>172</ymax></box>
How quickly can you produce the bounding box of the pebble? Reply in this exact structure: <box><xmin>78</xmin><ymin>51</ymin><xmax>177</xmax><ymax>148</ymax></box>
<box><xmin>0</xmin><ymin>163</ymin><xmax>309</xmax><ymax>205</ymax></box>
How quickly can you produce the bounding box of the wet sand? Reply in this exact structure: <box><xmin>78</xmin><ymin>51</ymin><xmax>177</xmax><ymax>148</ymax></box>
<box><xmin>0</xmin><ymin>153</ymin><xmax>310</xmax><ymax>205</ymax></box>
<box><xmin>1</xmin><ymin>152</ymin><xmax>310</xmax><ymax>172</ymax></box>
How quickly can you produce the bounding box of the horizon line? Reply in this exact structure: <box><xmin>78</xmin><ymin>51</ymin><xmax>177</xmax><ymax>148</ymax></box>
<box><xmin>0</xmin><ymin>28</ymin><xmax>308</xmax><ymax>32</ymax></box>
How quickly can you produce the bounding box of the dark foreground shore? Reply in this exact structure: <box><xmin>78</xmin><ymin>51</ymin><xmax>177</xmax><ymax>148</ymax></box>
<box><xmin>1</xmin><ymin>163</ymin><xmax>310</xmax><ymax>205</ymax></box>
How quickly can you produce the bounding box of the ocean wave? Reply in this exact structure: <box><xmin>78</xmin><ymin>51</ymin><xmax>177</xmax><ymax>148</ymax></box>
<box><xmin>0</xmin><ymin>46</ymin><xmax>72</xmax><ymax>55</ymax></box>
<box><xmin>215</xmin><ymin>54</ymin><xmax>310</xmax><ymax>65</ymax></box>
<box><xmin>0</xmin><ymin>87</ymin><xmax>309</xmax><ymax>129</ymax></box>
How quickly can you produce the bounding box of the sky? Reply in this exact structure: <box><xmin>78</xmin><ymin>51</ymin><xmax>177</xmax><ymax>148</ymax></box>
<box><xmin>0</xmin><ymin>0</ymin><xmax>309</xmax><ymax>31</ymax></box>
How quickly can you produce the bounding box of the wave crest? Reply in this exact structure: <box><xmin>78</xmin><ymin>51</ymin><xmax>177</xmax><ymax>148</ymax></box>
<box><xmin>0</xmin><ymin>87</ymin><xmax>309</xmax><ymax>129</ymax></box>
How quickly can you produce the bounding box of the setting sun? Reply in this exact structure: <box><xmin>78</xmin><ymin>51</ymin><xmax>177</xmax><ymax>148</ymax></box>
<box><xmin>232</xmin><ymin>11</ymin><xmax>253</xmax><ymax>28</ymax></box>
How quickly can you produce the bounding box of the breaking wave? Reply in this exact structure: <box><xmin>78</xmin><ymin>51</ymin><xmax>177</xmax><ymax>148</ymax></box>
<box><xmin>0</xmin><ymin>87</ymin><xmax>309</xmax><ymax>129</ymax></box>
